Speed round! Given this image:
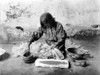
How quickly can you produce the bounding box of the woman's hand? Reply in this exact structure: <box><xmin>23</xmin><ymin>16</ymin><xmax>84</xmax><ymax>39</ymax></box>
<box><xmin>23</xmin><ymin>43</ymin><xmax>31</xmax><ymax>57</ymax></box>
<box><xmin>23</xmin><ymin>50</ymin><xmax>31</xmax><ymax>57</ymax></box>
<box><xmin>50</xmin><ymin>44</ymin><xmax>56</xmax><ymax>49</ymax></box>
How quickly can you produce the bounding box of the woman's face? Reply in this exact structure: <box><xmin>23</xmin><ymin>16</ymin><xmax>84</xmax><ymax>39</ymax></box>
<box><xmin>40</xmin><ymin>13</ymin><xmax>55</xmax><ymax>28</ymax></box>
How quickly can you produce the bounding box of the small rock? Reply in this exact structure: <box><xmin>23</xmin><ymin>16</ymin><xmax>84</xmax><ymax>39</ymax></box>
<box><xmin>91</xmin><ymin>25</ymin><xmax>98</xmax><ymax>28</ymax></box>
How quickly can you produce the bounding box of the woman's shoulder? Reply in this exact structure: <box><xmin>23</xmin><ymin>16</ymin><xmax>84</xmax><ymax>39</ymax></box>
<box><xmin>57</xmin><ymin>21</ymin><xmax>62</xmax><ymax>25</ymax></box>
<box><xmin>56</xmin><ymin>22</ymin><xmax>63</xmax><ymax>28</ymax></box>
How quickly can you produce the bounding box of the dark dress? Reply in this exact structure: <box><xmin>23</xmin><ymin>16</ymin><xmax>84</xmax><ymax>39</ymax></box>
<box><xmin>29</xmin><ymin>22</ymin><xmax>67</xmax><ymax>57</ymax></box>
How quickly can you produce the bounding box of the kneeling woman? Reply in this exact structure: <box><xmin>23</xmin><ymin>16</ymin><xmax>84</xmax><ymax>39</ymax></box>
<box><xmin>24</xmin><ymin>12</ymin><xmax>67</xmax><ymax>62</ymax></box>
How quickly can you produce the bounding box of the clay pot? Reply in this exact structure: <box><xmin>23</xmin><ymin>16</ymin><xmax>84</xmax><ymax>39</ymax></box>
<box><xmin>67</xmin><ymin>48</ymin><xmax>77</xmax><ymax>54</ymax></box>
<box><xmin>67</xmin><ymin>47</ymin><xmax>84</xmax><ymax>60</ymax></box>
<box><xmin>23</xmin><ymin>52</ymin><xmax>38</xmax><ymax>64</ymax></box>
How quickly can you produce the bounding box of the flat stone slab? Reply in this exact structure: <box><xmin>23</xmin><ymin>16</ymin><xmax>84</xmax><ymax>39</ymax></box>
<box><xmin>35</xmin><ymin>59</ymin><xmax>69</xmax><ymax>68</ymax></box>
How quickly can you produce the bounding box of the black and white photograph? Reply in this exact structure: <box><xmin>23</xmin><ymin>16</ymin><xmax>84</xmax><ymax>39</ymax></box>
<box><xmin>0</xmin><ymin>0</ymin><xmax>100</xmax><ymax>75</ymax></box>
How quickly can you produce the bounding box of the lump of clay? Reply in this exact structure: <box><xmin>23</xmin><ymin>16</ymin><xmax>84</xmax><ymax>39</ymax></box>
<box><xmin>74</xmin><ymin>60</ymin><xmax>88</xmax><ymax>67</ymax></box>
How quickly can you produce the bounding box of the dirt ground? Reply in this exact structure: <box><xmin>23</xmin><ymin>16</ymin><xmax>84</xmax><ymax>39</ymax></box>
<box><xmin>0</xmin><ymin>36</ymin><xmax>100</xmax><ymax>75</ymax></box>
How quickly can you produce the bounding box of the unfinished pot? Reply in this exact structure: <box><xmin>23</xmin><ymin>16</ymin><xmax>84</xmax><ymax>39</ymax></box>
<box><xmin>67</xmin><ymin>48</ymin><xmax>77</xmax><ymax>54</ymax></box>
<box><xmin>23</xmin><ymin>54</ymin><xmax>38</xmax><ymax>64</ymax></box>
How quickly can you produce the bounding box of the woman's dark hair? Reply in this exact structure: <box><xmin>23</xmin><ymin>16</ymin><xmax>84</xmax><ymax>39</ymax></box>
<box><xmin>40</xmin><ymin>12</ymin><xmax>56</xmax><ymax>29</ymax></box>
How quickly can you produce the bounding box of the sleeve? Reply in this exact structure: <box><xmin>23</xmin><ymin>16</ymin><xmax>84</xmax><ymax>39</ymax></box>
<box><xmin>28</xmin><ymin>27</ymin><xmax>43</xmax><ymax>47</ymax></box>
<box><xmin>55</xmin><ymin>23</ymin><xmax>67</xmax><ymax>47</ymax></box>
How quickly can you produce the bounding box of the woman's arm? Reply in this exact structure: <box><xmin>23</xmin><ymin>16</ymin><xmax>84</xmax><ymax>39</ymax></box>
<box><xmin>28</xmin><ymin>27</ymin><xmax>43</xmax><ymax>48</ymax></box>
<box><xmin>54</xmin><ymin>23</ymin><xmax>67</xmax><ymax>48</ymax></box>
<box><xmin>23</xmin><ymin>27</ymin><xmax>43</xmax><ymax>57</ymax></box>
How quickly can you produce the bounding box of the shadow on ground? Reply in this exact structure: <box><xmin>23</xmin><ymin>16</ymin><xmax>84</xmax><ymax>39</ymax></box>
<box><xmin>0</xmin><ymin>52</ymin><xmax>10</xmax><ymax>61</ymax></box>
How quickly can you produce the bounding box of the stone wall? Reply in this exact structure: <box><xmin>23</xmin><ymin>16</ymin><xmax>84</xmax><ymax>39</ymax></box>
<box><xmin>0</xmin><ymin>0</ymin><xmax>100</xmax><ymax>43</ymax></box>
<box><xmin>0</xmin><ymin>0</ymin><xmax>100</xmax><ymax>29</ymax></box>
